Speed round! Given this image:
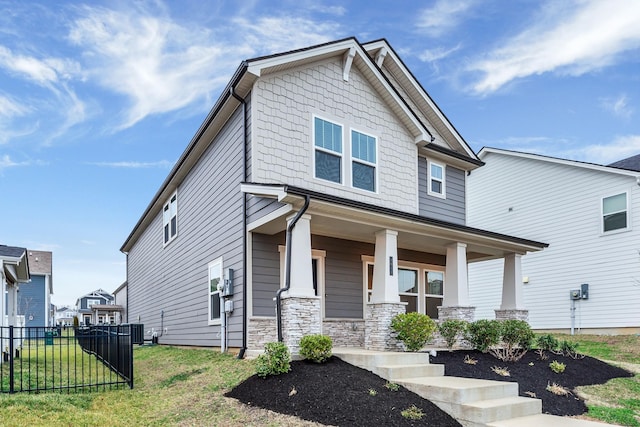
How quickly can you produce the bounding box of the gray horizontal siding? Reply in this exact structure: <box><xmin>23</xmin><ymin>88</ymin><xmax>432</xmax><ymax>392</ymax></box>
<box><xmin>126</xmin><ymin>104</ymin><xmax>246</xmax><ymax>347</ymax></box>
<box><xmin>247</xmin><ymin>196</ymin><xmax>286</xmax><ymax>224</ymax></box>
<box><xmin>315</xmin><ymin>236</ymin><xmax>372</xmax><ymax>319</ymax></box>
<box><xmin>418</xmin><ymin>157</ymin><xmax>466</xmax><ymax>224</ymax></box>
<box><xmin>252</xmin><ymin>232</ymin><xmax>284</xmax><ymax>317</ymax></box>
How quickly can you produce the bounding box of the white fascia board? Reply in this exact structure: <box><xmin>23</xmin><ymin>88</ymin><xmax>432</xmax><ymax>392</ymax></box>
<box><xmin>246</xmin><ymin>39</ymin><xmax>358</xmax><ymax>77</ymax></box>
<box><xmin>240</xmin><ymin>183</ymin><xmax>287</xmax><ymax>201</ymax></box>
<box><xmin>479</xmin><ymin>147</ymin><xmax>640</xmax><ymax>177</ymax></box>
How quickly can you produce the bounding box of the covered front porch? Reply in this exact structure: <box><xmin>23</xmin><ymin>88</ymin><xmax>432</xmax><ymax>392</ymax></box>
<box><xmin>243</xmin><ymin>185</ymin><xmax>547</xmax><ymax>354</ymax></box>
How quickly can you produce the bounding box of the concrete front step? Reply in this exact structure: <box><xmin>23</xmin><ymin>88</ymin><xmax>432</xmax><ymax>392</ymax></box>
<box><xmin>486</xmin><ymin>414</ymin><xmax>615</xmax><ymax>426</ymax></box>
<box><xmin>375</xmin><ymin>363</ymin><xmax>444</xmax><ymax>380</ymax></box>
<box><xmin>460</xmin><ymin>396</ymin><xmax>542</xmax><ymax>425</ymax></box>
<box><xmin>397</xmin><ymin>376</ymin><xmax>520</xmax><ymax>404</ymax></box>
<box><xmin>333</xmin><ymin>348</ymin><xmax>431</xmax><ymax>371</ymax></box>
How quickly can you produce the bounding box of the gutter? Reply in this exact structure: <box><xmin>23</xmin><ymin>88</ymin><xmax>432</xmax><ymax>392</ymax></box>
<box><xmin>230</xmin><ymin>86</ymin><xmax>248</xmax><ymax>359</ymax></box>
<box><xmin>276</xmin><ymin>195</ymin><xmax>311</xmax><ymax>342</ymax></box>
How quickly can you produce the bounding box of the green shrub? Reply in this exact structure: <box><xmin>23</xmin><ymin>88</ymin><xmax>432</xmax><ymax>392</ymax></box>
<box><xmin>390</xmin><ymin>312</ymin><xmax>436</xmax><ymax>352</ymax></box>
<box><xmin>549</xmin><ymin>360</ymin><xmax>566</xmax><ymax>373</ymax></box>
<box><xmin>560</xmin><ymin>340</ymin><xmax>578</xmax><ymax>354</ymax></box>
<box><xmin>299</xmin><ymin>334</ymin><xmax>333</xmax><ymax>363</ymax></box>
<box><xmin>255</xmin><ymin>342</ymin><xmax>291</xmax><ymax>378</ymax></box>
<box><xmin>438</xmin><ymin>319</ymin><xmax>468</xmax><ymax>349</ymax></box>
<box><xmin>501</xmin><ymin>319</ymin><xmax>535</xmax><ymax>350</ymax></box>
<box><xmin>536</xmin><ymin>334</ymin><xmax>559</xmax><ymax>351</ymax></box>
<box><xmin>465</xmin><ymin>319</ymin><xmax>501</xmax><ymax>353</ymax></box>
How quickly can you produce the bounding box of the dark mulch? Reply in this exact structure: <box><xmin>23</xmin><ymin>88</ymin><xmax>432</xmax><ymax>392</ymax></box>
<box><xmin>225</xmin><ymin>356</ymin><xmax>461</xmax><ymax>427</ymax></box>
<box><xmin>430</xmin><ymin>350</ymin><xmax>634</xmax><ymax>416</ymax></box>
<box><xmin>226</xmin><ymin>351</ymin><xmax>633</xmax><ymax>426</ymax></box>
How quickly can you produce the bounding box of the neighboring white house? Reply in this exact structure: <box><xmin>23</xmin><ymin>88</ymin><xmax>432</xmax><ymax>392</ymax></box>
<box><xmin>467</xmin><ymin>147</ymin><xmax>640</xmax><ymax>333</ymax></box>
<box><xmin>55</xmin><ymin>306</ymin><xmax>78</xmax><ymax>326</ymax></box>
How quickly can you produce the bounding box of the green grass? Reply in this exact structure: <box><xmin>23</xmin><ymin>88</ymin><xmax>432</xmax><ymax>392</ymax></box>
<box><xmin>0</xmin><ymin>345</ymin><xmax>309</xmax><ymax>426</ymax></box>
<box><xmin>555</xmin><ymin>334</ymin><xmax>640</xmax><ymax>426</ymax></box>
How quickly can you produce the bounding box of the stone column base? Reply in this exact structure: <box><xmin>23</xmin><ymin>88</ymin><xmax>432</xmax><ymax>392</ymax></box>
<box><xmin>365</xmin><ymin>302</ymin><xmax>406</xmax><ymax>351</ymax></box>
<box><xmin>281</xmin><ymin>296</ymin><xmax>321</xmax><ymax>356</ymax></box>
<box><xmin>438</xmin><ymin>306</ymin><xmax>475</xmax><ymax>322</ymax></box>
<box><xmin>495</xmin><ymin>309</ymin><xmax>529</xmax><ymax>321</ymax></box>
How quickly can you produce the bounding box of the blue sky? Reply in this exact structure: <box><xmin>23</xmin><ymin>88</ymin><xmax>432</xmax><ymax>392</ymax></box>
<box><xmin>1</xmin><ymin>0</ymin><xmax>639</xmax><ymax>307</ymax></box>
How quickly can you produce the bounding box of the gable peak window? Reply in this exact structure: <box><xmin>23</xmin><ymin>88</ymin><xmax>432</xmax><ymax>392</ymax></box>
<box><xmin>602</xmin><ymin>192</ymin><xmax>628</xmax><ymax>233</ymax></box>
<box><xmin>427</xmin><ymin>160</ymin><xmax>445</xmax><ymax>198</ymax></box>
<box><xmin>314</xmin><ymin>117</ymin><xmax>343</xmax><ymax>184</ymax></box>
<box><xmin>163</xmin><ymin>192</ymin><xmax>178</xmax><ymax>245</ymax></box>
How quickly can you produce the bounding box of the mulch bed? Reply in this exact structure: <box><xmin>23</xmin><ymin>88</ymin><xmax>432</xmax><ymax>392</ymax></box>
<box><xmin>430</xmin><ymin>349</ymin><xmax>634</xmax><ymax>416</ymax></box>
<box><xmin>225</xmin><ymin>356</ymin><xmax>461</xmax><ymax>427</ymax></box>
<box><xmin>226</xmin><ymin>350</ymin><xmax>633</xmax><ymax>426</ymax></box>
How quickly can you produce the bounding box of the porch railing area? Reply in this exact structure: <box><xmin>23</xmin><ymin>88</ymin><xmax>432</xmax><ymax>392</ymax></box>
<box><xmin>0</xmin><ymin>325</ymin><xmax>136</xmax><ymax>393</ymax></box>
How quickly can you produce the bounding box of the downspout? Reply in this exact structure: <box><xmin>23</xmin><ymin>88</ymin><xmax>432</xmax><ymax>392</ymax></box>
<box><xmin>230</xmin><ymin>87</ymin><xmax>248</xmax><ymax>359</ymax></box>
<box><xmin>276</xmin><ymin>195</ymin><xmax>311</xmax><ymax>342</ymax></box>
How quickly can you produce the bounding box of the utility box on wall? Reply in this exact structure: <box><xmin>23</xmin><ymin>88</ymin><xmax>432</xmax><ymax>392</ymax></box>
<box><xmin>581</xmin><ymin>283</ymin><xmax>589</xmax><ymax>299</ymax></box>
<box><xmin>570</xmin><ymin>289</ymin><xmax>581</xmax><ymax>300</ymax></box>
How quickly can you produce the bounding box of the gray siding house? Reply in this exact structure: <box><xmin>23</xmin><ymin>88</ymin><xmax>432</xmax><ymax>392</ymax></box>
<box><xmin>121</xmin><ymin>38</ymin><xmax>547</xmax><ymax>355</ymax></box>
<box><xmin>19</xmin><ymin>250</ymin><xmax>53</xmax><ymax>329</ymax></box>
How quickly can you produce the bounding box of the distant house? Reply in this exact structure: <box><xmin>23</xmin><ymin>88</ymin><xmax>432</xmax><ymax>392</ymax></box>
<box><xmin>75</xmin><ymin>289</ymin><xmax>123</xmax><ymax>325</ymax></box>
<box><xmin>120</xmin><ymin>38</ymin><xmax>547</xmax><ymax>355</ymax></box>
<box><xmin>17</xmin><ymin>250</ymin><xmax>53</xmax><ymax>329</ymax></box>
<box><xmin>467</xmin><ymin>148</ymin><xmax>640</xmax><ymax>333</ymax></box>
<box><xmin>55</xmin><ymin>306</ymin><xmax>78</xmax><ymax>326</ymax></box>
<box><xmin>1</xmin><ymin>245</ymin><xmax>30</xmax><ymax>328</ymax></box>
<box><xmin>113</xmin><ymin>281</ymin><xmax>127</xmax><ymax>324</ymax></box>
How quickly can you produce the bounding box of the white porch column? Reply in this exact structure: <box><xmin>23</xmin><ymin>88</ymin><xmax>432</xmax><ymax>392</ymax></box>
<box><xmin>443</xmin><ymin>242</ymin><xmax>470</xmax><ymax>306</ymax></box>
<box><xmin>439</xmin><ymin>242</ymin><xmax>475</xmax><ymax>322</ymax></box>
<box><xmin>496</xmin><ymin>253</ymin><xmax>529</xmax><ymax>321</ymax></box>
<box><xmin>370</xmin><ymin>229</ymin><xmax>399</xmax><ymax>303</ymax></box>
<box><xmin>7</xmin><ymin>284</ymin><xmax>18</xmax><ymax>326</ymax></box>
<box><xmin>284</xmin><ymin>213</ymin><xmax>315</xmax><ymax>297</ymax></box>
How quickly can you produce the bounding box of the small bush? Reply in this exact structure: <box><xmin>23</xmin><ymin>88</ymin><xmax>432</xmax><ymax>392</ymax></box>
<box><xmin>256</xmin><ymin>342</ymin><xmax>291</xmax><ymax>378</ymax></box>
<box><xmin>299</xmin><ymin>334</ymin><xmax>333</xmax><ymax>363</ymax></box>
<box><xmin>490</xmin><ymin>319</ymin><xmax>535</xmax><ymax>362</ymax></box>
<box><xmin>491</xmin><ymin>366</ymin><xmax>511</xmax><ymax>377</ymax></box>
<box><xmin>390</xmin><ymin>312</ymin><xmax>437</xmax><ymax>352</ymax></box>
<box><xmin>560</xmin><ymin>340</ymin><xmax>578</xmax><ymax>354</ymax></box>
<box><xmin>549</xmin><ymin>360</ymin><xmax>566</xmax><ymax>373</ymax></box>
<box><xmin>438</xmin><ymin>319</ymin><xmax>468</xmax><ymax>349</ymax></box>
<box><xmin>536</xmin><ymin>334</ymin><xmax>559</xmax><ymax>351</ymax></box>
<box><xmin>385</xmin><ymin>382</ymin><xmax>399</xmax><ymax>391</ymax></box>
<box><xmin>465</xmin><ymin>319</ymin><xmax>501</xmax><ymax>353</ymax></box>
<box><xmin>401</xmin><ymin>405</ymin><xmax>425</xmax><ymax>420</ymax></box>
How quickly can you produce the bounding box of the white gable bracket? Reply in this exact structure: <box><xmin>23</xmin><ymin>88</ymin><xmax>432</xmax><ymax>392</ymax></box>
<box><xmin>414</xmin><ymin>134</ymin><xmax>432</xmax><ymax>145</ymax></box>
<box><xmin>343</xmin><ymin>47</ymin><xmax>356</xmax><ymax>81</ymax></box>
<box><xmin>375</xmin><ymin>47</ymin><xmax>388</xmax><ymax>67</ymax></box>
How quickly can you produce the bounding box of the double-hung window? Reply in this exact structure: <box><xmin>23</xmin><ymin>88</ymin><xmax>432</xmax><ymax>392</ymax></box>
<box><xmin>163</xmin><ymin>192</ymin><xmax>178</xmax><ymax>245</ymax></box>
<box><xmin>351</xmin><ymin>130</ymin><xmax>377</xmax><ymax>192</ymax></box>
<box><xmin>602</xmin><ymin>192</ymin><xmax>628</xmax><ymax>233</ymax></box>
<box><xmin>314</xmin><ymin>117</ymin><xmax>343</xmax><ymax>184</ymax></box>
<box><xmin>428</xmin><ymin>160</ymin><xmax>445</xmax><ymax>197</ymax></box>
<box><xmin>425</xmin><ymin>271</ymin><xmax>444</xmax><ymax>319</ymax></box>
<box><xmin>208</xmin><ymin>258</ymin><xmax>222</xmax><ymax>324</ymax></box>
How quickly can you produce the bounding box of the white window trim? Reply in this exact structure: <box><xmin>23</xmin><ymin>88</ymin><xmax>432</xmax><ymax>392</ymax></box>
<box><xmin>163</xmin><ymin>191</ymin><xmax>178</xmax><ymax>247</ymax></box>
<box><xmin>427</xmin><ymin>159</ymin><xmax>446</xmax><ymax>199</ymax></box>
<box><xmin>350</xmin><ymin>127</ymin><xmax>378</xmax><ymax>193</ymax></box>
<box><xmin>312</xmin><ymin>115</ymin><xmax>344</xmax><ymax>185</ymax></box>
<box><xmin>278</xmin><ymin>246</ymin><xmax>326</xmax><ymax>317</ymax></box>
<box><xmin>208</xmin><ymin>257</ymin><xmax>223</xmax><ymax>326</ymax></box>
<box><xmin>361</xmin><ymin>255</ymin><xmax>445</xmax><ymax>317</ymax></box>
<box><xmin>601</xmin><ymin>191</ymin><xmax>631</xmax><ymax>235</ymax></box>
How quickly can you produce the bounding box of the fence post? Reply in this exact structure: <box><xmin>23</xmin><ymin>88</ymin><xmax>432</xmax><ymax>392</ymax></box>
<box><xmin>128</xmin><ymin>325</ymin><xmax>134</xmax><ymax>389</ymax></box>
<box><xmin>8</xmin><ymin>326</ymin><xmax>14</xmax><ymax>394</ymax></box>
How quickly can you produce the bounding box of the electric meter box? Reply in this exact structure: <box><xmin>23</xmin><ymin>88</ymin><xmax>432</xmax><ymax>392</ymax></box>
<box><xmin>570</xmin><ymin>289</ymin><xmax>582</xmax><ymax>300</ymax></box>
<box><xmin>222</xmin><ymin>268</ymin><xmax>234</xmax><ymax>296</ymax></box>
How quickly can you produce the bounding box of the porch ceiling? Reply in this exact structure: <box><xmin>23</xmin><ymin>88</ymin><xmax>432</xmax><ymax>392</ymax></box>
<box><xmin>249</xmin><ymin>195</ymin><xmax>544</xmax><ymax>261</ymax></box>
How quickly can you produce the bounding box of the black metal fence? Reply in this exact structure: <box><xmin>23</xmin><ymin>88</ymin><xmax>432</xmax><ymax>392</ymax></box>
<box><xmin>0</xmin><ymin>325</ymin><xmax>136</xmax><ymax>393</ymax></box>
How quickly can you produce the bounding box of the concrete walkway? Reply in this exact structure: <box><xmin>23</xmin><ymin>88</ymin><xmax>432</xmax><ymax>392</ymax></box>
<box><xmin>333</xmin><ymin>347</ymin><xmax>613</xmax><ymax>427</ymax></box>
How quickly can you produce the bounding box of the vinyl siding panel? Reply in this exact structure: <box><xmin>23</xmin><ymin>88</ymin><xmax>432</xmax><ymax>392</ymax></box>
<box><xmin>418</xmin><ymin>157</ymin><xmax>465</xmax><ymax>224</ymax></box>
<box><xmin>467</xmin><ymin>152</ymin><xmax>640</xmax><ymax>330</ymax></box>
<box><xmin>126</xmin><ymin>105</ymin><xmax>246</xmax><ymax>347</ymax></box>
<box><xmin>247</xmin><ymin>196</ymin><xmax>286</xmax><ymax>224</ymax></box>
<box><xmin>18</xmin><ymin>275</ymin><xmax>47</xmax><ymax>328</ymax></box>
<box><xmin>251</xmin><ymin>232</ymin><xmax>283</xmax><ymax>317</ymax></box>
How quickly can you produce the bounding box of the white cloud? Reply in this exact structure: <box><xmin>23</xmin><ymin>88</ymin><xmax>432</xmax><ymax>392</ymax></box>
<box><xmin>468</xmin><ymin>0</ymin><xmax>640</xmax><ymax>95</ymax></box>
<box><xmin>566</xmin><ymin>135</ymin><xmax>640</xmax><ymax>164</ymax></box>
<box><xmin>416</xmin><ymin>0</ymin><xmax>475</xmax><ymax>37</ymax></box>
<box><xmin>0</xmin><ymin>154</ymin><xmax>28</xmax><ymax>170</ymax></box>
<box><xmin>89</xmin><ymin>160</ymin><xmax>174</xmax><ymax>168</ymax></box>
<box><xmin>0</xmin><ymin>94</ymin><xmax>28</xmax><ymax>118</ymax></box>
<box><xmin>68</xmin><ymin>5</ymin><xmax>243</xmax><ymax>130</ymax></box>
<box><xmin>233</xmin><ymin>16</ymin><xmax>339</xmax><ymax>54</ymax></box>
<box><xmin>601</xmin><ymin>94</ymin><xmax>633</xmax><ymax>119</ymax></box>
<box><xmin>0</xmin><ymin>45</ymin><xmax>81</xmax><ymax>88</ymax></box>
